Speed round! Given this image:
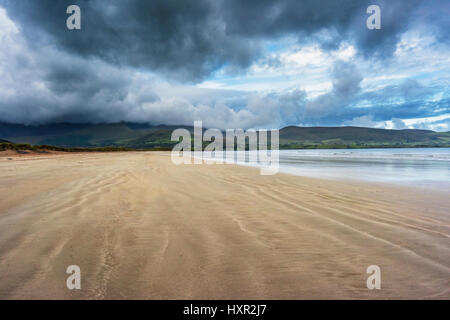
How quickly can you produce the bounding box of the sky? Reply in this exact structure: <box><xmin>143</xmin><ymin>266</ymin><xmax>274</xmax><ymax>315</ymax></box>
<box><xmin>0</xmin><ymin>0</ymin><xmax>449</xmax><ymax>131</ymax></box>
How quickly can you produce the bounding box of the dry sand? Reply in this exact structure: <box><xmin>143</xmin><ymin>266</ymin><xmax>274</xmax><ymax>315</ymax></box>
<box><xmin>0</xmin><ymin>151</ymin><xmax>449</xmax><ymax>299</ymax></box>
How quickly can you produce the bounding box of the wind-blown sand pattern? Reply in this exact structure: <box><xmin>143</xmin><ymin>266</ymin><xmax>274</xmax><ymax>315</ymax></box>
<box><xmin>0</xmin><ymin>152</ymin><xmax>449</xmax><ymax>299</ymax></box>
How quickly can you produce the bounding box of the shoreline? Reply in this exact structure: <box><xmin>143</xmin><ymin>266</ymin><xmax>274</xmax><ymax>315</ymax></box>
<box><xmin>198</xmin><ymin>149</ymin><xmax>450</xmax><ymax>195</ymax></box>
<box><xmin>4</xmin><ymin>150</ymin><xmax>450</xmax><ymax>197</ymax></box>
<box><xmin>0</xmin><ymin>152</ymin><xmax>449</xmax><ymax>299</ymax></box>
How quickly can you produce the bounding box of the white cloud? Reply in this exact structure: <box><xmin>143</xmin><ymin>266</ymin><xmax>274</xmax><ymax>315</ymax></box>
<box><xmin>344</xmin><ymin>115</ymin><xmax>382</xmax><ymax>128</ymax></box>
<box><xmin>391</xmin><ymin>118</ymin><xmax>408</xmax><ymax>129</ymax></box>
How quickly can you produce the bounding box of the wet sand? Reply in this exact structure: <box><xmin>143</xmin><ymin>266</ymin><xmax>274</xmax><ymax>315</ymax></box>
<box><xmin>0</xmin><ymin>152</ymin><xmax>449</xmax><ymax>299</ymax></box>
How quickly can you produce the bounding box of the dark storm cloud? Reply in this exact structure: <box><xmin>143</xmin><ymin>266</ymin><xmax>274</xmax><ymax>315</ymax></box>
<box><xmin>0</xmin><ymin>0</ymin><xmax>448</xmax><ymax>129</ymax></box>
<box><xmin>413</xmin><ymin>0</ymin><xmax>450</xmax><ymax>45</ymax></box>
<box><xmin>222</xmin><ymin>0</ymin><xmax>423</xmax><ymax>57</ymax></box>
<box><xmin>0</xmin><ymin>51</ymin><xmax>136</xmax><ymax>124</ymax></box>
<box><xmin>2</xmin><ymin>0</ymin><xmax>260</xmax><ymax>81</ymax></box>
<box><xmin>43</xmin><ymin>58</ymin><xmax>128</xmax><ymax>101</ymax></box>
<box><xmin>305</xmin><ymin>61</ymin><xmax>363</xmax><ymax>118</ymax></box>
<box><xmin>349</xmin><ymin>0</ymin><xmax>423</xmax><ymax>58</ymax></box>
<box><xmin>1</xmin><ymin>0</ymin><xmax>433</xmax><ymax>81</ymax></box>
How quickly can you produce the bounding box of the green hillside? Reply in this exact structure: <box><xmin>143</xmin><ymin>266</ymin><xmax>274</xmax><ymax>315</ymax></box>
<box><xmin>1</xmin><ymin>122</ymin><xmax>449</xmax><ymax>150</ymax></box>
<box><xmin>39</xmin><ymin>123</ymin><xmax>141</xmax><ymax>147</ymax></box>
<box><xmin>279</xmin><ymin>126</ymin><xmax>450</xmax><ymax>148</ymax></box>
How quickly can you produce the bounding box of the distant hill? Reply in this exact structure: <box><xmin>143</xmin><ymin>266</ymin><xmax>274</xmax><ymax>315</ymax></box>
<box><xmin>279</xmin><ymin>126</ymin><xmax>450</xmax><ymax>148</ymax></box>
<box><xmin>1</xmin><ymin>122</ymin><xmax>449</xmax><ymax>149</ymax></box>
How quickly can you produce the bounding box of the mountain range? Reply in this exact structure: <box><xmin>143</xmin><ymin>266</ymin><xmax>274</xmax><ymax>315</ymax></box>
<box><xmin>1</xmin><ymin>122</ymin><xmax>449</xmax><ymax>149</ymax></box>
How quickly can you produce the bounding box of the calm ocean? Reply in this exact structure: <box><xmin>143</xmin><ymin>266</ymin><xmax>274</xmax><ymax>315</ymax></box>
<box><xmin>276</xmin><ymin>148</ymin><xmax>450</xmax><ymax>189</ymax></box>
<box><xmin>201</xmin><ymin>148</ymin><xmax>450</xmax><ymax>190</ymax></box>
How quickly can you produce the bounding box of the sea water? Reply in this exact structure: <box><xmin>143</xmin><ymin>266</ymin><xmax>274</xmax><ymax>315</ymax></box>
<box><xmin>276</xmin><ymin>148</ymin><xmax>450</xmax><ymax>190</ymax></box>
<box><xmin>202</xmin><ymin>148</ymin><xmax>450</xmax><ymax>190</ymax></box>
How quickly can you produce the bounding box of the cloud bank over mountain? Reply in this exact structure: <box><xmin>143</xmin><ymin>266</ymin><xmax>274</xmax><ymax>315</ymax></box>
<box><xmin>0</xmin><ymin>0</ymin><xmax>449</xmax><ymax>130</ymax></box>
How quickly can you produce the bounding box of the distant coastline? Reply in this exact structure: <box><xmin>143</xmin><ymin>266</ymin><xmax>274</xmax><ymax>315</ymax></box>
<box><xmin>1</xmin><ymin>122</ymin><xmax>449</xmax><ymax>150</ymax></box>
<box><xmin>2</xmin><ymin>141</ymin><xmax>450</xmax><ymax>155</ymax></box>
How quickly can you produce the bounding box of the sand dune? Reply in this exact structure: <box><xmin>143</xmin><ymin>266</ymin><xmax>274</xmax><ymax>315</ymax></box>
<box><xmin>0</xmin><ymin>152</ymin><xmax>449</xmax><ymax>299</ymax></box>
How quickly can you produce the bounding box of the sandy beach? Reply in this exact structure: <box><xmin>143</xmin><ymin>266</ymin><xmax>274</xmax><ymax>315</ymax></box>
<box><xmin>0</xmin><ymin>151</ymin><xmax>449</xmax><ymax>299</ymax></box>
